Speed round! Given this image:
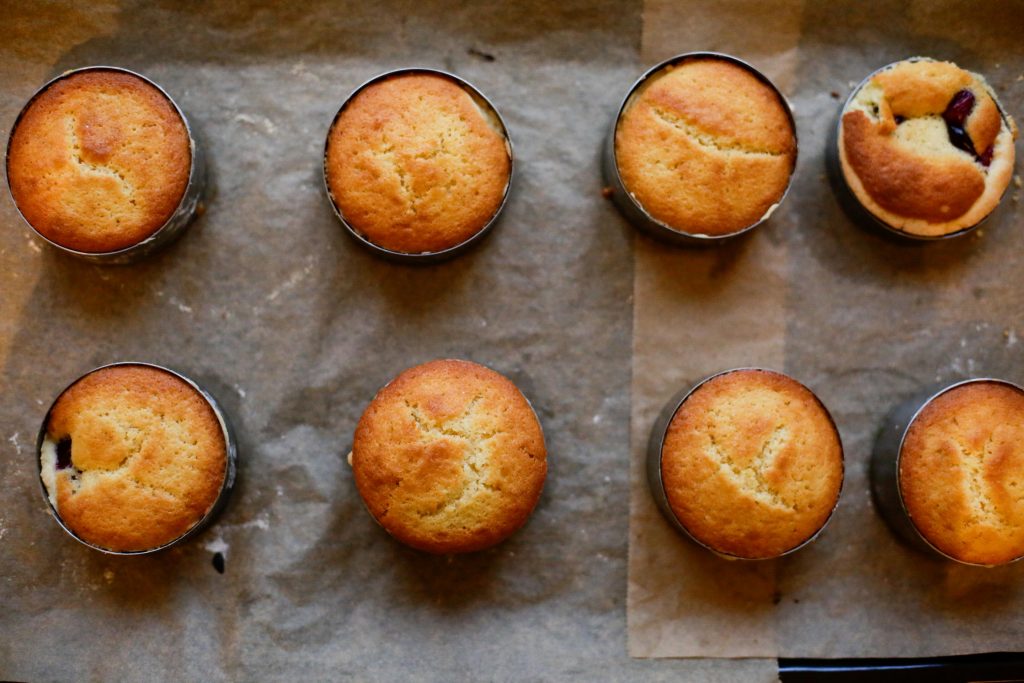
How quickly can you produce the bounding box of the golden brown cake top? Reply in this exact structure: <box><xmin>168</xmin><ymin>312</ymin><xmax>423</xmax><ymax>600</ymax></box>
<box><xmin>900</xmin><ymin>381</ymin><xmax>1024</xmax><ymax>565</ymax></box>
<box><xmin>7</xmin><ymin>70</ymin><xmax>192</xmax><ymax>253</ymax></box>
<box><xmin>660</xmin><ymin>369</ymin><xmax>843</xmax><ymax>559</ymax></box>
<box><xmin>40</xmin><ymin>365</ymin><xmax>227</xmax><ymax>552</ymax></box>
<box><xmin>614</xmin><ymin>57</ymin><xmax>796</xmax><ymax>237</ymax></box>
<box><xmin>352</xmin><ymin>359</ymin><xmax>546</xmax><ymax>554</ymax></box>
<box><xmin>324</xmin><ymin>73</ymin><xmax>511</xmax><ymax>255</ymax></box>
<box><xmin>840</xmin><ymin>59</ymin><xmax>1017</xmax><ymax>237</ymax></box>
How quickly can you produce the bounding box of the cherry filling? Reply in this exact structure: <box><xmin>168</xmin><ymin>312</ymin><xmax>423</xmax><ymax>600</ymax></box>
<box><xmin>942</xmin><ymin>89</ymin><xmax>994</xmax><ymax>166</ymax></box>
<box><xmin>55</xmin><ymin>437</ymin><xmax>73</xmax><ymax>470</ymax></box>
<box><xmin>944</xmin><ymin>89</ymin><xmax>975</xmax><ymax>126</ymax></box>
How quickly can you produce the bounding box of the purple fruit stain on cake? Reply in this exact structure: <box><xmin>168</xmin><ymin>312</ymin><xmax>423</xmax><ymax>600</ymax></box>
<box><xmin>942</xmin><ymin>89</ymin><xmax>991</xmax><ymax>166</ymax></box>
<box><xmin>55</xmin><ymin>437</ymin><xmax>73</xmax><ymax>470</ymax></box>
<box><xmin>944</xmin><ymin>89</ymin><xmax>975</xmax><ymax>126</ymax></box>
<box><xmin>979</xmin><ymin>145</ymin><xmax>994</xmax><ymax>167</ymax></box>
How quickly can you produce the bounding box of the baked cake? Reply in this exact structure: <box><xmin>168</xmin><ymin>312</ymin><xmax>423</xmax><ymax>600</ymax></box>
<box><xmin>352</xmin><ymin>359</ymin><xmax>546</xmax><ymax>554</ymax></box>
<box><xmin>614</xmin><ymin>56</ymin><xmax>797</xmax><ymax>237</ymax></box>
<box><xmin>39</xmin><ymin>365</ymin><xmax>227</xmax><ymax>552</ymax></box>
<box><xmin>899</xmin><ymin>381</ymin><xmax>1024</xmax><ymax>565</ymax></box>
<box><xmin>839</xmin><ymin>58</ymin><xmax>1017</xmax><ymax>237</ymax></box>
<box><xmin>659</xmin><ymin>369</ymin><xmax>843</xmax><ymax>559</ymax></box>
<box><xmin>324</xmin><ymin>73</ymin><xmax>511</xmax><ymax>254</ymax></box>
<box><xmin>7</xmin><ymin>69</ymin><xmax>192</xmax><ymax>253</ymax></box>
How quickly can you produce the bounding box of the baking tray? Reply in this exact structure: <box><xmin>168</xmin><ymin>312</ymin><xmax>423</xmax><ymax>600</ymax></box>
<box><xmin>0</xmin><ymin>1</ymin><xmax>1021</xmax><ymax>681</ymax></box>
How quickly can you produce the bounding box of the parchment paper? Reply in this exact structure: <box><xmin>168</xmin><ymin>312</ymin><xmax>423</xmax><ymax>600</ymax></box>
<box><xmin>629</xmin><ymin>0</ymin><xmax>1024</xmax><ymax>659</ymax></box>
<box><xmin>0</xmin><ymin>1</ymin><xmax>780</xmax><ymax>681</ymax></box>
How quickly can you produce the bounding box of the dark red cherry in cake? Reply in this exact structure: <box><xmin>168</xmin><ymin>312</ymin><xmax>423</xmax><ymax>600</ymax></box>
<box><xmin>943</xmin><ymin>89</ymin><xmax>975</xmax><ymax>126</ymax></box>
<box><xmin>942</xmin><ymin>89</ymin><xmax>990</xmax><ymax>166</ymax></box>
<box><xmin>55</xmin><ymin>437</ymin><xmax>72</xmax><ymax>470</ymax></box>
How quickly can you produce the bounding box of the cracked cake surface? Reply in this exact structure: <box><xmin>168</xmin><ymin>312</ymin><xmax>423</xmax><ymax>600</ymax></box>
<box><xmin>660</xmin><ymin>369</ymin><xmax>843</xmax><ymax>559</ymax></box>
<box><xmin>614</xmin><ymin>57</ymin><xmax>796</xmax><ymax>237</ymax></box>
<box><xmin>352</xmin><ymin>359</ymin><xmax>546</xmax><ymax>554</ymax></box>
<box><xmin>39</xmin><ymin>365</ymin><xmax>227</xmax><ymax>552</ymax></box>
<box><xmin>324</xmin><ymin>73</ymin><xmax>511</xmax><ymax>254</ymax></box>
<box><xmin>900</xmin><ymin>381</ymin><xmax>1024</xmax><ymax>565</ymax></box>
<box><xmin>7</xmin><ymin>70</ymin><xmax>191</xmax><ymax>253</ymax></box>
<box><xmin>840</xmin><ymin>59</ymin><xmax>1017</xmax><ymax>237</ymax></box>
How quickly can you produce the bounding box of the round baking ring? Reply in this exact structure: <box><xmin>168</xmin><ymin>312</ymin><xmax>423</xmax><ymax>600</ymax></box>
<box><xmin>36</xmin><ymin>362</ymin><xmax>237</xmax><ymax>555</ymax></box>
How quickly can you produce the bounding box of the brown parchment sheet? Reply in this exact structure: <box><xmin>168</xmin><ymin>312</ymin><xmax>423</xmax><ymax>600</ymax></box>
<box><xmin>0</xmin><ymin>2</ymin><xmax>781</xmax><ymax>681</ymax></box>
<box><xmin>629</xmin><ymin>0</ymin><xmax>1024</xmax><ymax>659</ymax></box>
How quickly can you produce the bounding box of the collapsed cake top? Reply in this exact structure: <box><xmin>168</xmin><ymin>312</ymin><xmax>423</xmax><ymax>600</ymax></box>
<box><xmin>840</xmin><ymin>59</ymin><xmax>1016</xmax><ymax>236</ymax></box>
